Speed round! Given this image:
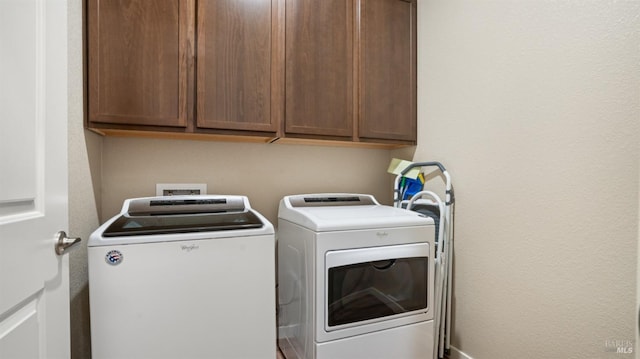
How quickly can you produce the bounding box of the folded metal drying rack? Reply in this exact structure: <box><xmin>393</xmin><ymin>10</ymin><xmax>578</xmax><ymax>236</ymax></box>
<box><xmin>393</xmin><ymin>161</ymin><xmax>454</xmax><ymax>359</ymax></box>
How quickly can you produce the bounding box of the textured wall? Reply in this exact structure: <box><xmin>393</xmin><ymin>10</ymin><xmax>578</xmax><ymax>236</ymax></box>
<box><xmin>416</xmin><ymin>0</ymin><xmax>639</xmax><ymax>358</ymax></box>
<box><xmin>68</xmin><ymin>0</ymin><xmax>102</xmax><ymax>358</ymax></box>
<box><xmin>100</xmin><ymin>138</ymin><xmax>393</xmax><ymax>223</ymax></box>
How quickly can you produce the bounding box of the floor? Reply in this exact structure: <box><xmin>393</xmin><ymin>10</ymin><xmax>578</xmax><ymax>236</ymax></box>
<box><xmin>276</xmin><ymin>339</ymin><xmax>290</xmax><ymax>359</ymax></box>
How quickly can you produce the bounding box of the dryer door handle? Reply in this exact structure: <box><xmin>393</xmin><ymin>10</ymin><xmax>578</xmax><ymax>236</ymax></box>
<box><xmin>372</xmin><ymin>259</ymin><xmax>396</xmax><ymax>270</ymax></box>
<box><xmin>326</xmin><ymin>243</ymin><xmax>429</xmax><ymax>269</ymax></box>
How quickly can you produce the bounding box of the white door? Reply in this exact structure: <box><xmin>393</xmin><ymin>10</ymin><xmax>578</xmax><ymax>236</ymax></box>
<box><xmin>0</xmin><ymin>0</ymin><xmax>73</xmax><ymax>358</ymax></box>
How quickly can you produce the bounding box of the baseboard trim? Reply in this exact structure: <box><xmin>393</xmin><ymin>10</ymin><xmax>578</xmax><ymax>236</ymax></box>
<box><xmin>448</xmin><ymin>346</ymin><xmax>473</xmax><ymax>359</ymax></box>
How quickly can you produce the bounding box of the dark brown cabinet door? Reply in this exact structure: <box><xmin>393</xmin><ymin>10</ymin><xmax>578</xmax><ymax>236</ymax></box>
<box><xmin>285</xmin><ymin>0</ymin><xmax>355</xmax><ymax>138</ymax></box>
<box><xmin>88</xmin><ymin>0</ymin><xmax>194</xmax><ymax>128</ymax></box>
<box><xmin>85</xmin><ymin>0</ymin><xmax>416</xmax><ymax>146</ymax></box>
<box><xmin>197</xmin><ymin>0</ymin><xmax>284</xmax><ymax>133</ymax></box>
<box><xmin>359</xmin><ymin>0</ymin><xmax>416</xmax><ymax>142</ymax></box>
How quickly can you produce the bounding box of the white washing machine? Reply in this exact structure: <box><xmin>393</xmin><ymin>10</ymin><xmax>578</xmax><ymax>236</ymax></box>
<box><xmin>277</xmin><ymin>194</ymin><xmax>435</xmax><ymax>359</ymax></box>
<box><xmin>88</xmin><ymin>195</ymin><xmax>275</xmax><ymax>359</ymax></box>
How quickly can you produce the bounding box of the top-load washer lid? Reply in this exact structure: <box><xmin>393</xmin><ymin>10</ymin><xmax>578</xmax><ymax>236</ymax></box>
<box><xmin>102</xmin><ymin>211</ymin><xmax>263</xmax><ymax>237</ymax></box>
<box><xmin>278</xmin><ymin>193</ymin><xmax>433</xmax><ymax>232</ymax></box>
<box><xmin>89</xmin><ymin>195</ymin><xmax>274</xmax><ymax>246</ymax></box>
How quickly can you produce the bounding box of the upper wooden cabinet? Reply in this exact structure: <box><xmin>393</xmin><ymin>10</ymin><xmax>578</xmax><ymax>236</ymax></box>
<box><xmin>285</xmin><ymin>0</ymin><xmax>354</xmax><ymax>138</ymax></box>
<box><xmin>86</xmin><ymin>0</ymin><xmax>416</xmax><ymax>146</ymax></box>
<box><xmin>196</xmin><ymin>0</ymin><xmax>284</xmax><ymax>133</ymax></box>
<box><xmin>88</xmin><ymin>0</ymin><xmax>194</xmax><ymax>129</ymax></box>
<box><xmin>359</xmin><ymin>0</ymin><xmax>416</xmax><ymax>142</ymax></box>
<box><xmin>284</xmin><ymin>0</ymin><xmax>416</xmax><ymax>143</ymax></box>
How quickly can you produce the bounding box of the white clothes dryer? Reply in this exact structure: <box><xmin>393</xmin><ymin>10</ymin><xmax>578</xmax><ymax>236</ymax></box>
<box><xmin>88</xmin><ymin>195</ymin><xmax>275</xmax><ymax>359</ymax></box>
<box><xmin>277</xmin><ymin>193</ymin><xmax>435</xmax><ymax>359</ymax></box>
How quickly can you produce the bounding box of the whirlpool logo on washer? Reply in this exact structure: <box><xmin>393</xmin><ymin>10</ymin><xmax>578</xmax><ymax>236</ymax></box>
<box><xmin>105</xmin><ymin>250</ymin><xmax>123</xmax><ymax>265</ymax></box>
<box><xmin>181</xmin><ymin>244</ymin><xmax>199</xmax><ymax>252</ymax></box>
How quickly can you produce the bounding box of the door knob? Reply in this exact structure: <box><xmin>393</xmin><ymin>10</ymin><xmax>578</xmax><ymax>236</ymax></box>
<box><xmin>55</xmin><ymin>231</ymin><xmax>81</xmax><ymax>255</ymax></box>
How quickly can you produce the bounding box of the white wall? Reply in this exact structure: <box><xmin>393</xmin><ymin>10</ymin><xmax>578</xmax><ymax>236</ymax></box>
<box><xmin>416</xmin><ymin>0</ymin><xmax>640</xmax><ymax>358</ymax></box>
<box><xmin>99</xmin><ymin>137</ymin><xmax>394</xmax><ymax>223</ymax></box>
<box><xmin>67</xmin><ymin>1</ymin><xmax>102</xmax><ymax>358</ymax></box>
